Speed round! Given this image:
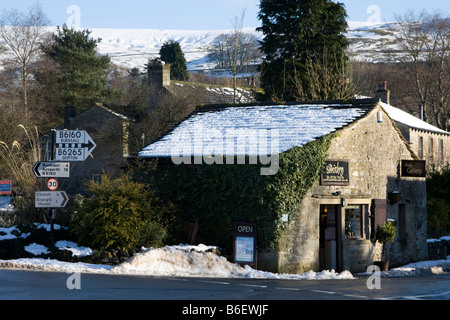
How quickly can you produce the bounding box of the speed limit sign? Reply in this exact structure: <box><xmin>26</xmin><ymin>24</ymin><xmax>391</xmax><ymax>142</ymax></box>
<box><xmin>47</xmin><ymin>178</ymin><xmax>58</xmax><ymax>191</ymax></box>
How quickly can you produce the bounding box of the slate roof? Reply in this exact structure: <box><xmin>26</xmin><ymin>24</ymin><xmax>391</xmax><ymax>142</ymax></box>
<box><xmin>139</xmin><ymin>99</ymin><xmax>377</xmax><ymax>158</ymax></box>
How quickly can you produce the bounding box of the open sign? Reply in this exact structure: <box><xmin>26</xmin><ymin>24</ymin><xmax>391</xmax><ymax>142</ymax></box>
<box><xmin>233</xmin><ymin>222</ymin><xmax>257</xmax><ymax>268</ymax></box>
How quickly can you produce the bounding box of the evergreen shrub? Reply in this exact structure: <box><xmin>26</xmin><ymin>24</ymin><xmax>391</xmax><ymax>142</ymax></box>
<box><xmin>74</xmin><ymin>175</ymin><xmax>168</xmax><ymax>251</ymax></box>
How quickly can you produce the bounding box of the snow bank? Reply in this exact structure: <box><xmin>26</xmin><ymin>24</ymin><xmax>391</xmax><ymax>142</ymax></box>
<box><xmin>112</xmin><ymin>246</ymin><xmax>354</xmax><ymax>279</ymax></box>
<box><xmin>0</xmin><ymin>244</ymin><xmax>353</xmax><ymax>280</ymax></box>
<box><xmin>2</xmin><ymin>223</ymin><xmax>449</xmax><ymax>280</ymax></box>
<box><xmin>383</xmin><ymin>256</ymin><xmax>450</xmax><ymax>277</ymax></box>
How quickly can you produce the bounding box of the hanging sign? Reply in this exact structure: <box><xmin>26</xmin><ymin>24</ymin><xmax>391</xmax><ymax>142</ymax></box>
<box><xmin>401</xmin><ymin>160</ymin><xmax>426</xmax><ymax>178</ymax></box>
<box><xmin>321</xmin><ymin>159</ymin><xmax>350</xmax><ymax>186</ymax></box>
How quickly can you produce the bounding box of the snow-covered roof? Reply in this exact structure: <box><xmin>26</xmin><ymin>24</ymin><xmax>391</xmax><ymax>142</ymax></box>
<box><xmin>139</xmin><ymin>102</ymin><xmax>375</xmax><ymax>158</ymax></box>
<box><xmin>380</xmin><ymin>102</ymin><xmax>449</xmax><ymax>135</ymax></box>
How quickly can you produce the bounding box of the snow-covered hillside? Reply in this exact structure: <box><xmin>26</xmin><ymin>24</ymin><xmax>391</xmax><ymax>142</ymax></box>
<box><xmin>89</xmin><ymin>27</ymin><xmax>262</xmax><ymax>71</ymax></box>
<box><xmin>0</xmin><ymin>22</ymin><xmax>395</xmax><ymax>72</ymax></box>
<box><xmin>89</xmin><ymin>22</ymin><xmax>396</xmax><ymax>70</ymax></box>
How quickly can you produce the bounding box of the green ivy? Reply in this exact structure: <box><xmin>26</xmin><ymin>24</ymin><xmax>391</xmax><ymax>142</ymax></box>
<box><xmin>153</xmin><ymin>134</ymin><xmax>334</xmax><ymax>254</ymax></box>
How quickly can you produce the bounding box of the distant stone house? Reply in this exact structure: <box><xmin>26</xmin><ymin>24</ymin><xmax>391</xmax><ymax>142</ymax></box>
<box><xmin>138</xmin><ymin>98</ymin><xmax>438</xmax><ymax>274</ymax></box>
<box><xmin>43</xmin><ymin>103</ymin><xmax>131</xmax><ymax>195</ymax></box>
<box><xmin>382</xmin><ymin>104</ymin><xmax>450</xmax><ymax>173</ymax></box>
<box><xmin>147</xmin><ymin>58</ymin><xmax>255</xmax><ymax>104</ymax></box>
<box><xmin>375</xmin><ymin>82</ymin><xmax>450</xmax><ymax>173</ymax></box>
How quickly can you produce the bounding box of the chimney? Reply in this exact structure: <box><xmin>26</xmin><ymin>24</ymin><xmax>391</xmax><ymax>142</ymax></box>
<box><xmin>147</xmin><ymin>58</ymin><xmax>171</xmax><ymax>89</ymax></box>
<box><xmin>375</xmin><ymin>81</ymin><xmax>390</xmax><ymax>104</ymax></box>
<box><xmin>419</xmin><ymin>104</ymin><xmax>424</xmax><ymax>120</ymax></box>
<box><xmin>64</xmin><ymin>106</ymin><xmax>76</xmax><ymax>129</ymax></box>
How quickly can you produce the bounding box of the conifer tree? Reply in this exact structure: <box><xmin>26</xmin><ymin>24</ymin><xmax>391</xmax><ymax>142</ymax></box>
<box><xmin>43</xmin><ymin>25</ymin><xmax>111</xmax><ymax>113</ymax></box>
<box><xmin>257</xmin><ymin>0</ymin><xmax>353</xmax><ymax>102</ymax></box>
<box><xmin>159</xmin><ymin>40</ymin><xmax>189</xmax><ymax>81</ymax></box>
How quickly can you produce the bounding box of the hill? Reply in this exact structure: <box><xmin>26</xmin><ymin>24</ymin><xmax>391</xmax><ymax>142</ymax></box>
<box><xmin>0</xmin><ymin>22</ymin><xmax>396</xmax><ymax>72</ymax></box>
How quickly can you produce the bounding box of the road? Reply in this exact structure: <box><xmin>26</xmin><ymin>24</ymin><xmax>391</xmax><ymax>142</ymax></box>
<box><xmin>1</xmin><ymin>269</ymin><xmax>450</xmax><ymax>301</ymax></box>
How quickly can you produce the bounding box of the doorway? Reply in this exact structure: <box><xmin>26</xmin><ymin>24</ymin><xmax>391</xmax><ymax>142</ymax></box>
<box><xmin>319</xmin><ymin>205</ymin><xmax>339</xmax><ymax>271</ymax></box>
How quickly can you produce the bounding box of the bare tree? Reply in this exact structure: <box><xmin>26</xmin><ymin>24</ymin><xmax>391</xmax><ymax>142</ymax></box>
<box><xmin>0</xmin><ymin>2</ymin><xmax>50</xmax><ymax>114</ymax></box>
<box><xmin>387</xmin><ymin>10</ymin><xmax>450</xmax><ymax>129</ymax></box>
<box><xmin>207</xmin><ymin>8</ymin><xmax>261</xmax><ymax>103</ymax></box>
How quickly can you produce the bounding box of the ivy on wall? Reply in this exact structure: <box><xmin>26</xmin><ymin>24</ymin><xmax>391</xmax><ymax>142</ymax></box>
<box><xmin>152</xmin><ymin>134</ymin><xmax>335</xmax><ymax>254</ymax></box>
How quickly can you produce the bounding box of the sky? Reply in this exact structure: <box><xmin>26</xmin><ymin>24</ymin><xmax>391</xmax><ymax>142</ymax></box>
<box><xmin>0</xmin><ymin>0</ymin><xmax>449</xmax><ymax>30</ymax></box>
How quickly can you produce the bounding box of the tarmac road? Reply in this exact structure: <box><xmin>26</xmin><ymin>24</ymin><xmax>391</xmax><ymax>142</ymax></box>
<box><xmin>1</xmin><ymin>269</ymin><xmax>450</xmax><ymax>301</ymax></box>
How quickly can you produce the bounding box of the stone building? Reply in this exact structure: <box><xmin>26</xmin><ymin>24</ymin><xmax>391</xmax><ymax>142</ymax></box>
<box><xmin>43</xmin><ymin>104</ymin><xmax>131</xmax><ymax>195</ymax></box>
<box><xmin>374</xmin><ymin>81</ymin><xmax>450</xmax><ymax>173</ymax></box>
<box><xmin>139</xmin><ymin>97</ymin><xmax>443</xmax><ymax>274</ymax></box>
<box><xmin>381</xmin><ymin>103</ymin><xmax>450</xmax><ymax>173</ymax></box>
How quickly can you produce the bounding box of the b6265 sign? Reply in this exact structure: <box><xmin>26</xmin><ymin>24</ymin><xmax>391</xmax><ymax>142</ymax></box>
<box><xmin>55</xmin><ymin>130</ymin><xmax>96</xmax><ymax>162</ymax></box>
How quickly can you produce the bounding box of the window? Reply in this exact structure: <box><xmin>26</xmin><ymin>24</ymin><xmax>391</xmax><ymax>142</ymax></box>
<box><xmin>418</xmin><ymin>137</ymin><xmax>423</xmax><ymax>159</ymax></box>
<box><xmin>429</xmin><ymin>137</ymin><xmax>434</xmax><ymax>159</ymax></box>
<box><xmin>91</xmin><ymin>174</ymin><xmax>102</xmax><ymax>183</ymax></box>
<box><xmin>439</xmin><ymin>139</ymin><xmax>444</xmax><ymax>162</ymax></box>
<box><xmin>345</xmin><ymin>205</ymin><xmax>370</xmax><ymax>240</ymax></box>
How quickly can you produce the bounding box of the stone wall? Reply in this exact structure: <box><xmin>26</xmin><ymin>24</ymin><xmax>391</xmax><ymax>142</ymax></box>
<box><xmin>271</xmin><ymin>105</ymin><xmax>428</xmax><ymax>274</ymax></box>
<box><xmin>408</xmin><ymin>128</ymin><xmax>450</xmax><ymax>173</ymax></box>
<box><xmin>427</xmin><ymin>237</ymin><xmax>450</xmax><ymax>260</ymax></box>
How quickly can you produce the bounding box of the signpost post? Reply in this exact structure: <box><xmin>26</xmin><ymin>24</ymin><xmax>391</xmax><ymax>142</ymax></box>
<box><xmin>33</xmin><ymin>129</ymin><xmax>96</xmax><ymax>248</ymax></box>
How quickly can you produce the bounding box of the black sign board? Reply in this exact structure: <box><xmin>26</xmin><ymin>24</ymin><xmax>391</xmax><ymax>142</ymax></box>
<box><xmin>321</xmin><ymin>160</ymin><xmax>350</xmax><ymax>186</ymax></box>
<box><xmin>401</xmin><ymin>160</ymin><xmax>426</xmax><ymax>177</ymax></box>
<box><xmin>233</xmin><ymin>222</ymin><xmax>257</xmax><ymax>268</ymax></box>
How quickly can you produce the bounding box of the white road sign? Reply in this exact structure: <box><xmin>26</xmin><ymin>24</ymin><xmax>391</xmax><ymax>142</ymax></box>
<box><xmin>55</xmin><ymin>130</ymin><xmax>96</xmax><ymax>162</ymax></box>
<box><xmin>33</xmin><ymin>162</ymin><xmax>70</xmax><ymax>178</ymax></box>
<box><xmin>56</xmin><ymin>130</ymin><xmax>87</xmax><ymax>144</ymax></box>
<box><xmin>35</xmin><ymin>191</ymin><xmax>69</xmax><ymax>208</ymax></box>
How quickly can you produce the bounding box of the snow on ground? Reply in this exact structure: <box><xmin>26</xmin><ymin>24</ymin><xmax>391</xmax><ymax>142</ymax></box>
<box><xmin>0</xmin><ymin>240</ymin><xmax>449</xmax><ymax>280</ymax></box>
<box><xmin>1</xmin><ymin>224</ymin><xmax>449</xmax><ymax>280</ymax></box>
<box><xmin>0</xmin><ymin>242</ymin><xmax>354</xmax><ymax>280</ymax></box>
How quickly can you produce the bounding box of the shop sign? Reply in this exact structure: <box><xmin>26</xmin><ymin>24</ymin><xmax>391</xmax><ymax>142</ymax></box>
<box><xmin>321</xmin><ymin>160</ymin><xmax>350</xmax><ymax>186</ymax></box>
<box><xmin>401</xmin><ymin>160</ymin><xmax>426</xmax><ymax>178</ymax></box>
<box><xmin>233</xmin><ymin>222</ymin><xmax>257</xmax><ymax>268</ymax></box>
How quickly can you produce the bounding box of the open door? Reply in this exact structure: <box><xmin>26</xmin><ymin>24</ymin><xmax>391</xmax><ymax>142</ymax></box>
<box><xmin>319</xmin><ymin>205</ymin><xmax>339</xmax><ymax>271</ymax></box>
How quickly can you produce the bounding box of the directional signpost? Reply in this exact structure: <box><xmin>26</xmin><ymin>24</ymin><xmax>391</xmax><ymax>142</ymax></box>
<box><xmin>33</xmin><ymin>162</ymin><xmax>70</xmax><ymax>178</ymax></box>
<box><xmin>55</xmin><ymin>130</ymin><xmax>96</xmax><ymax>161</ymax></box>
<box><xmin>33</xmin><ymin>129</ymin><xmax>96</xmax><ymax>247</ymax></box>
<box><xmin>35</xmin><ymin>191</ymin><xmax>69</xmax><ymax>208</ymax></box>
